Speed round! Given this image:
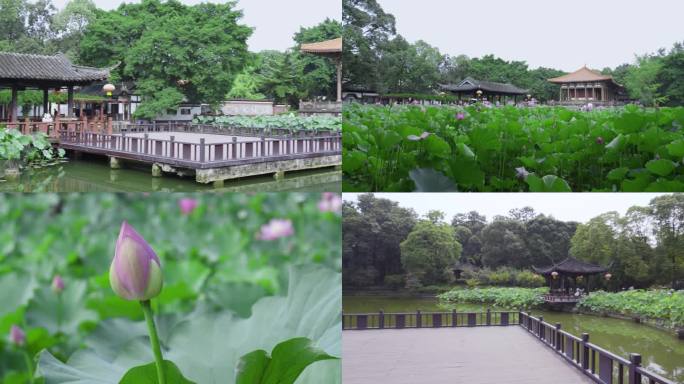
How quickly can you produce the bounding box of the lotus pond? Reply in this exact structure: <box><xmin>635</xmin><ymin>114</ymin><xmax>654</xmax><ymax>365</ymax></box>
<box><xmin>0</xmin><ymin>193</ymin><xmax>342</xmax><ymax>383</ymax></box>
<box><xmin>343</xmin><ymin>295</ymin><xmax>684</xmax><ymax>382</ymax></box>
<box><xmin>342</xmin><ymin>104</ymin><xmax>684</xmax><ymax>192</ymax></box>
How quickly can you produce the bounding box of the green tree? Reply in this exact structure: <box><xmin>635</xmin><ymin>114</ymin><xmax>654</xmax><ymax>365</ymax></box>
<box><xmin>293</xmin><ymin>19</ymin><xmax>342</xmax><ymax>100</ymax></box>
<box><xmin>342</xmin><ymin>0</ymin><xmax>396</xmax><ymax>91</ymax></box>
<box><xmin>480</xmin><ymin>218</ymin><xmax>529</xmax><ymax>268</ymax></box>
<box><xmin>52</xmin><ymin>0</ymin><xmax>97</xmax><ymax>59</ymax></box>
<box><xmin>656</xmin><ymin>43</ymin><xmax>684</xmax><ymax>106</ymax></box>
<box><xmin>79</xmin><ymin>0</ymin><xmax>251</xmax><ymax>119</ymax></box>
<box><xmin>624</xmin><ymin>54</ymin><xmax>665</xmax><ymax>106</ymax></box>
<box><xmin>649</xmin><ymin>194</ymin><xmax>684</xmax><ymax>288</ymax></box>
<box><xmin>400</xmin><ymin>220</ymin><xmax>461</xmax><ymax>286</ymax></box>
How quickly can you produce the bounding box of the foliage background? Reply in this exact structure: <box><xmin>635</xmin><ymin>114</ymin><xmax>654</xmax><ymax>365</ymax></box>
<box><xmin>0</xmin><ymin>193</ymin><xmax>341</xmax><ymax>383</ymax></box>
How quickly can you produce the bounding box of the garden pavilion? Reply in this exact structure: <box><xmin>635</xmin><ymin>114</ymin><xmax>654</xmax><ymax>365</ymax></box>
<box><xmin>0</xmin><ymin>52</ymin><xmax>111</xmax><ymax>123</ymax></box>
<box><xmin>533</xmin><ymin>257</ymin><xmax>609</xmax><ymax>303</ymax></box>
<box><xmin>300</xmin><ymin>37</ymin><xmax>342</xmax><ymax>102</ymax></box>
<box><xmin>440</xmin><ymin>77</ymin><xmax>528</xmax><ymax>104</ymax></box>
<box><xmin>548</xmin><ymin>66</ymin><xmax>626</xmax><ymax>105</ymax></box>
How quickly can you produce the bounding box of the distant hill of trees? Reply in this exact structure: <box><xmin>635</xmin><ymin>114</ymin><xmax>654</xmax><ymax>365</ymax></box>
<box><xmin>343</xmin><ymin>0</ymin><xmax>684</xmax><ymax>106</ymax></box>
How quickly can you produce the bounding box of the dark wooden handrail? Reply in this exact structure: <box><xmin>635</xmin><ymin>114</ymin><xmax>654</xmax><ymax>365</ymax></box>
<box><xmin>342</xmin><ymin>309</ymin><xmax>519</xmax><ymax>330</ymax></box>
<box><xmin>519</xmin><ymin>312</ymin><xmax>675</xmax><ymax>384</ymax></box>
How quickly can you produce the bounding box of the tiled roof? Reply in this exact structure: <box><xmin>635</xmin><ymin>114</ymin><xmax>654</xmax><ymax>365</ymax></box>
<box><xmin>548</xmin><ymin>66</ymin><xmax>614</xmax><ymax>83</ymax></box>
<box><xmin>533</xmin><ymin>257</ymin><xmax>608</xmax><ymax>275</ymax></box>
<box><xmin>300</xmin><ymin>38</ymin><xmax>342</xmax><ymax>54</ymax></box>
<box><xmin>0</xmin><ymin>52</ymin><xmax>110</xmax><ymax>82</ymax></box>
<box><xmin>440</xmin><ymin>77</ymin><xmax>528</xmax><ymax>95</ymax></box>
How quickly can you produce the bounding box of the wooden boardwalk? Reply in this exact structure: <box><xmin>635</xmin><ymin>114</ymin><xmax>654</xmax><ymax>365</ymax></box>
<box><xmin>342</xmin><ymin>327</ymin><xmax>594</xmax><ymax>384</ymax></box>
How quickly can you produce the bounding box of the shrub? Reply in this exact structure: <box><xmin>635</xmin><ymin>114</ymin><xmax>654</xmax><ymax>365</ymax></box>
<box><xmin>578</xmin><ymin>289</ymin><xmax>684</xmax><ymax>326</ymax></box>
<box><xmin>515</xmin><ymin>270</ymin><xmax>546</xmax><ymax>287</ymax></box>
<box><xmin>438</xmin><ymin>286</ymin><xmax>548</xmax><ymax>309</ymax></box>
<box><xmin>383</xmin><ymin>274</ymin><xmax>405</xmax><ymax>289</ymax></box>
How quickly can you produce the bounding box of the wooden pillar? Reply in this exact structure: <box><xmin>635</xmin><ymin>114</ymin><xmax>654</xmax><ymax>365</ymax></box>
<box><xmin>10</xmin><ymin>86</ymin><xmax>18</xmax><ymax>123</ymax></box>
<box><xmin>584</xmin><ymin>84</ymin><xmax>588</xmax><ymax>101</ymax></box>
<box><xmin>559</xmin><ymin>87</ymin><xmax>562</xmax><ymax>102</ymax></box>
<box><xmin>336</xmin><ymin>56</ymin><xmax>342</xmax><ymax>102</ymax></box>
<box><xmin>42</xmin><ymin>88</ymin><xmax>49</xmax><ymax>117</ymax></box>
<box><xmin>67</xmin><ymin>85</ymin><xmax>74</xmax><ymax>117</ymax></box>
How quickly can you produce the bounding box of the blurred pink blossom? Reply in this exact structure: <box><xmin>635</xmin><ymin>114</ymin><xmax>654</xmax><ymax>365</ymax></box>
<box><xmin>178</xmin><ymin>198</ymin><xmax>198</xmax><ymax>215</ymax></box>
<box><xmin>51</xmin><ymin>275</ymin><xmax>65</xmax><ymax>293</ymax></box>
<box><xmin>258</xmin><ymin>219</ymin><xmax>294</xmax><ymax>241</ymax></box>
<box><xmin>456</xmin><ymin>112</ymin><xmax>465</xmax><ymax>120</ymax></box>
<box><xmin>9</xmin><ymin>325</ymin><xmax>25</xmax><ymax>347</ymax></box>
<box><xmin>318</xmin><ymin>193</ymin><xmax>342</xmax><ymax>213</ymax></box>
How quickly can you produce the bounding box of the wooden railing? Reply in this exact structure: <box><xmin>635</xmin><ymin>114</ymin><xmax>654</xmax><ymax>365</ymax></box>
<box><xmin>542</xmin><ymin>293</ymin><xmax>584</xmax><ymax>303</ymax></box>
<box><xmin>58</xmin><ymin>130</ymin><xmax>341</xmax><ymax>167</ymax></box>
<box><xmin>519</xmin><ymin>312</ymin><xmax>676</xmax><ymax>384</ymax></box>
<box><xmin>114</xmin><ymin>122</ymin><xmax>338</xmax><ymax>138</ymax></box>
<box><xmin>342</xmin><ymin>309</ymin><xmax>520</xmax><ymax>330</ymax></box>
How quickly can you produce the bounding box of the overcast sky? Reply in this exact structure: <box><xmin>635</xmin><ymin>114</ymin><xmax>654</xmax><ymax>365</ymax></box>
<box><xmin>379</xmin><ymin>0</ymin><xmax>684</xmax><ymax>72</ymax></box>
<box><xmin>51</xmin><ymin>0</ymin><xmax>340</xmax><ymax>52</ymax></box>
<box><xmin>343</xmin><ymin>193</ymin><xmax>667</xmax><ymax>224</ymax></box>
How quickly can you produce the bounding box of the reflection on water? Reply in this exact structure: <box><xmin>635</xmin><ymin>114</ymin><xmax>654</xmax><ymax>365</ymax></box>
<box><xmin>343</xmin><ymin>295</ymin><xmax>684</xmax><ymax>382</ymax></box>
<box><xmin>0</xmin><ymin>159</ymin><xmax>341</xmax><ymax>192</ymax></box>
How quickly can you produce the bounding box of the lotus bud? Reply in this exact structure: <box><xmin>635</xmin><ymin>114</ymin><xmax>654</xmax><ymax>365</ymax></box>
<box><xmin>109</xmin><ymin>221</ymin><xmax>163</xmax><ymax>301</ymax></box>
<box><xmin>51</xmin><ymin>275</ymin><xmax>65</xmax><ymax>293</ymax></box>
<box><xmin>9</xmin><ymin>325</ymin><xmax>25</xmax><ymax>347</ymax></box>
<box><xmin>258</xmin><ymin>219</ymin><xmax>294</xmax><ymax>241</ymax></box>
<box><xmin>456</xmin><ymin>112</ymin><xmax>465</xmax><ymax>120</ymax></box>
<box><xmin>178</xmin><ymin>198</ymin><xmax>198</xmax><ymax>215</ymax></box>
<box><xmin>596</xmin><ymin>136</ymin><xmax>604</xmax><ymax>145</ymax></box>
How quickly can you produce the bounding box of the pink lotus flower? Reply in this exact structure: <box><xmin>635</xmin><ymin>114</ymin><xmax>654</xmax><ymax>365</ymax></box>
<box><xmin>318</xmin><ymin>193</ymin><xmax>342</xmax><ymax>213</ymax></box>
<box><xmin>9</xmin><ymin>325</ymin><xmax>25</xmax><ymax>347</ymax></box>
<box><xmin>109</xmin><ymin>221</ymin><xmax>163</xmax><ymax>301</ymax></box>
<box><xmin>456</xmin><ymin>112</ymin><xmax>465</xmax><ymax>120</ymax></box>
<box><xmin>51</xmin><ymin>275</ymin><xmax>65</xmax><ymax>293</ymax></box>
<box><xmin>407</xmin><ymin>132</ymin><xmax>430</xmax><ymax>141</ymax></box>
<box><xmin>258</xmin><ymin>219</ymin><xmax>294</xmax><ymax>241</ymax></box>
<box><xmin>178</xmin><ymin>198</ymin><xmax>198</xmax><ymax>215</ymax></box>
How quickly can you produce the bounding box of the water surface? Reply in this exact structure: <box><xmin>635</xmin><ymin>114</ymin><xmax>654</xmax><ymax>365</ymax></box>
<box><xmin>0</xmin><ymin>158</ymin><xmax>341</xmax><ymax>192</ymax></box>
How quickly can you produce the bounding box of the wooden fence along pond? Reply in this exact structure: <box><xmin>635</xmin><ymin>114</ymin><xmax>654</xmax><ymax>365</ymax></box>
<box><xmin>4</xmin><ymin>120</ymin><xmax>342</xmax><ymax>184</ymax></box>
<box><xmin>342</xmin><ymin>310</ymin><xmax>676</xmax><ymax>384</ymax></box>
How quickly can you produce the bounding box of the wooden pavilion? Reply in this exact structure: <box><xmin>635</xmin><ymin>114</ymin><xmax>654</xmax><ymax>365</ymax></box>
<box><xmin>440</xmin><ymin>77</ymin><xmax>528</xmax><ymax>104</ymax></box>
<box><xmin>300</xmin><ymin>37</ymin><xmax>342</xmax><ymax>102</ymax></box>
<box><xmin>533</xmin><ymin>257</ymin><xmax>609</xmax><ymax>303</ymax></box>
<box><xmin>0</xmin><ymin>52</ymin><xmax>111</xmax><ymax>123</ymax></box>
<box><xmin>548</xmin><ymin>66</ymin><xmax>626</xmax><ymax>105</ymax></box>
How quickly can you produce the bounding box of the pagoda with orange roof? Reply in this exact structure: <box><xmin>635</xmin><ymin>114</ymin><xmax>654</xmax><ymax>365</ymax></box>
<box><xmin>548</xmin><ymin>66</ymin><xmax>626</xmax><ymax>105</ymax></box>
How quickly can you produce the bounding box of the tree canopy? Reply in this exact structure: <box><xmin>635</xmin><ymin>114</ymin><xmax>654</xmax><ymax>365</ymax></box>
<box><xmin>78</xmin><ymin>0</ymin><xmax>252</xmax><ymax>119</ymax></box>
<box><xmin>344</xmin><ymin>194</ymin><xmax>684</xmax><ymax>290</ymax></box>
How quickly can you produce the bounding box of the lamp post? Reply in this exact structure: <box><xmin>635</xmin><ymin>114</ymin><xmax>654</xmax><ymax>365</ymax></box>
<box><xmin>476</xmin><ymin>89</ymin><xmax>483</xmax><ymax>102</ymax></box>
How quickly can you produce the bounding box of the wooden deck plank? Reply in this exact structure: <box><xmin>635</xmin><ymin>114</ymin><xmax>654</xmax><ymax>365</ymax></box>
<box><xmin>342</xmin><ymin>327</ymin><xmax>593</xmax><ymax>384</ymax></box>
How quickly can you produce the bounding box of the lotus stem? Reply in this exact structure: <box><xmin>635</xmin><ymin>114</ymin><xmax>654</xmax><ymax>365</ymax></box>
<box><xmin>23</xmin><ymin>350</ymin><xmax>34</xmax><ymax>384</ymax></box>
<box><xmin>141</xmin><ymin>300</ymin><xmax>166</xmax><ymax>384</ymax></box>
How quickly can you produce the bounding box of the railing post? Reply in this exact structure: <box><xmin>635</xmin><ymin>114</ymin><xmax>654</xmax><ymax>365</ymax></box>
<box><xmin>144</xmin><ymin>133</ymin><xmax>148</xmax><ymax>154</ymax></box>
<box><xmin>379</xmin><ymin>310</ymin><xmax>384</xmax><ymax>329</ymax></box>
<box><xmin>170</xmin><ymin>136</ymin><xmax>175</xmax><ymax>158</ymax></box>
<box><xmin>416</xmin><ymin>310</ymin><xmax>421</xmax><ymax>328</ymax></box>
<box><xmin>628</xmin><ymin>353</ymin><xmax>641</xmax><ymax>384</ymax></box>
<box><xmin>555</xmin><ymin>323</ymin><xmax>562</xmax><ymax>350</ymax></box>
<box><xmin>232</xmin><ymin>137</ymin><xmax>238</xmax><ymax>158</ymax></box>
<box><xmin>486</xmin><ymin>309</ymin><xmax>491</xmax><ymax>326</ymax></box>
<box><xmin>538</xmin><ymin>316</ymin><xmax>544</xmax><ymax>339</ymax></box>
<box><xmin>452</xmin><ymin>309</ymin><xmax>456</xmax><ymax>327</ymax></box>
<box><xmin>200</xmin><ymin>138</ymin><xmax>206</xmax><ymax>163</ymax></box>
<box><xmin>581</xmin><ymin>333</ymin><xmax>590</xmax><ymax>371</ymax></box>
